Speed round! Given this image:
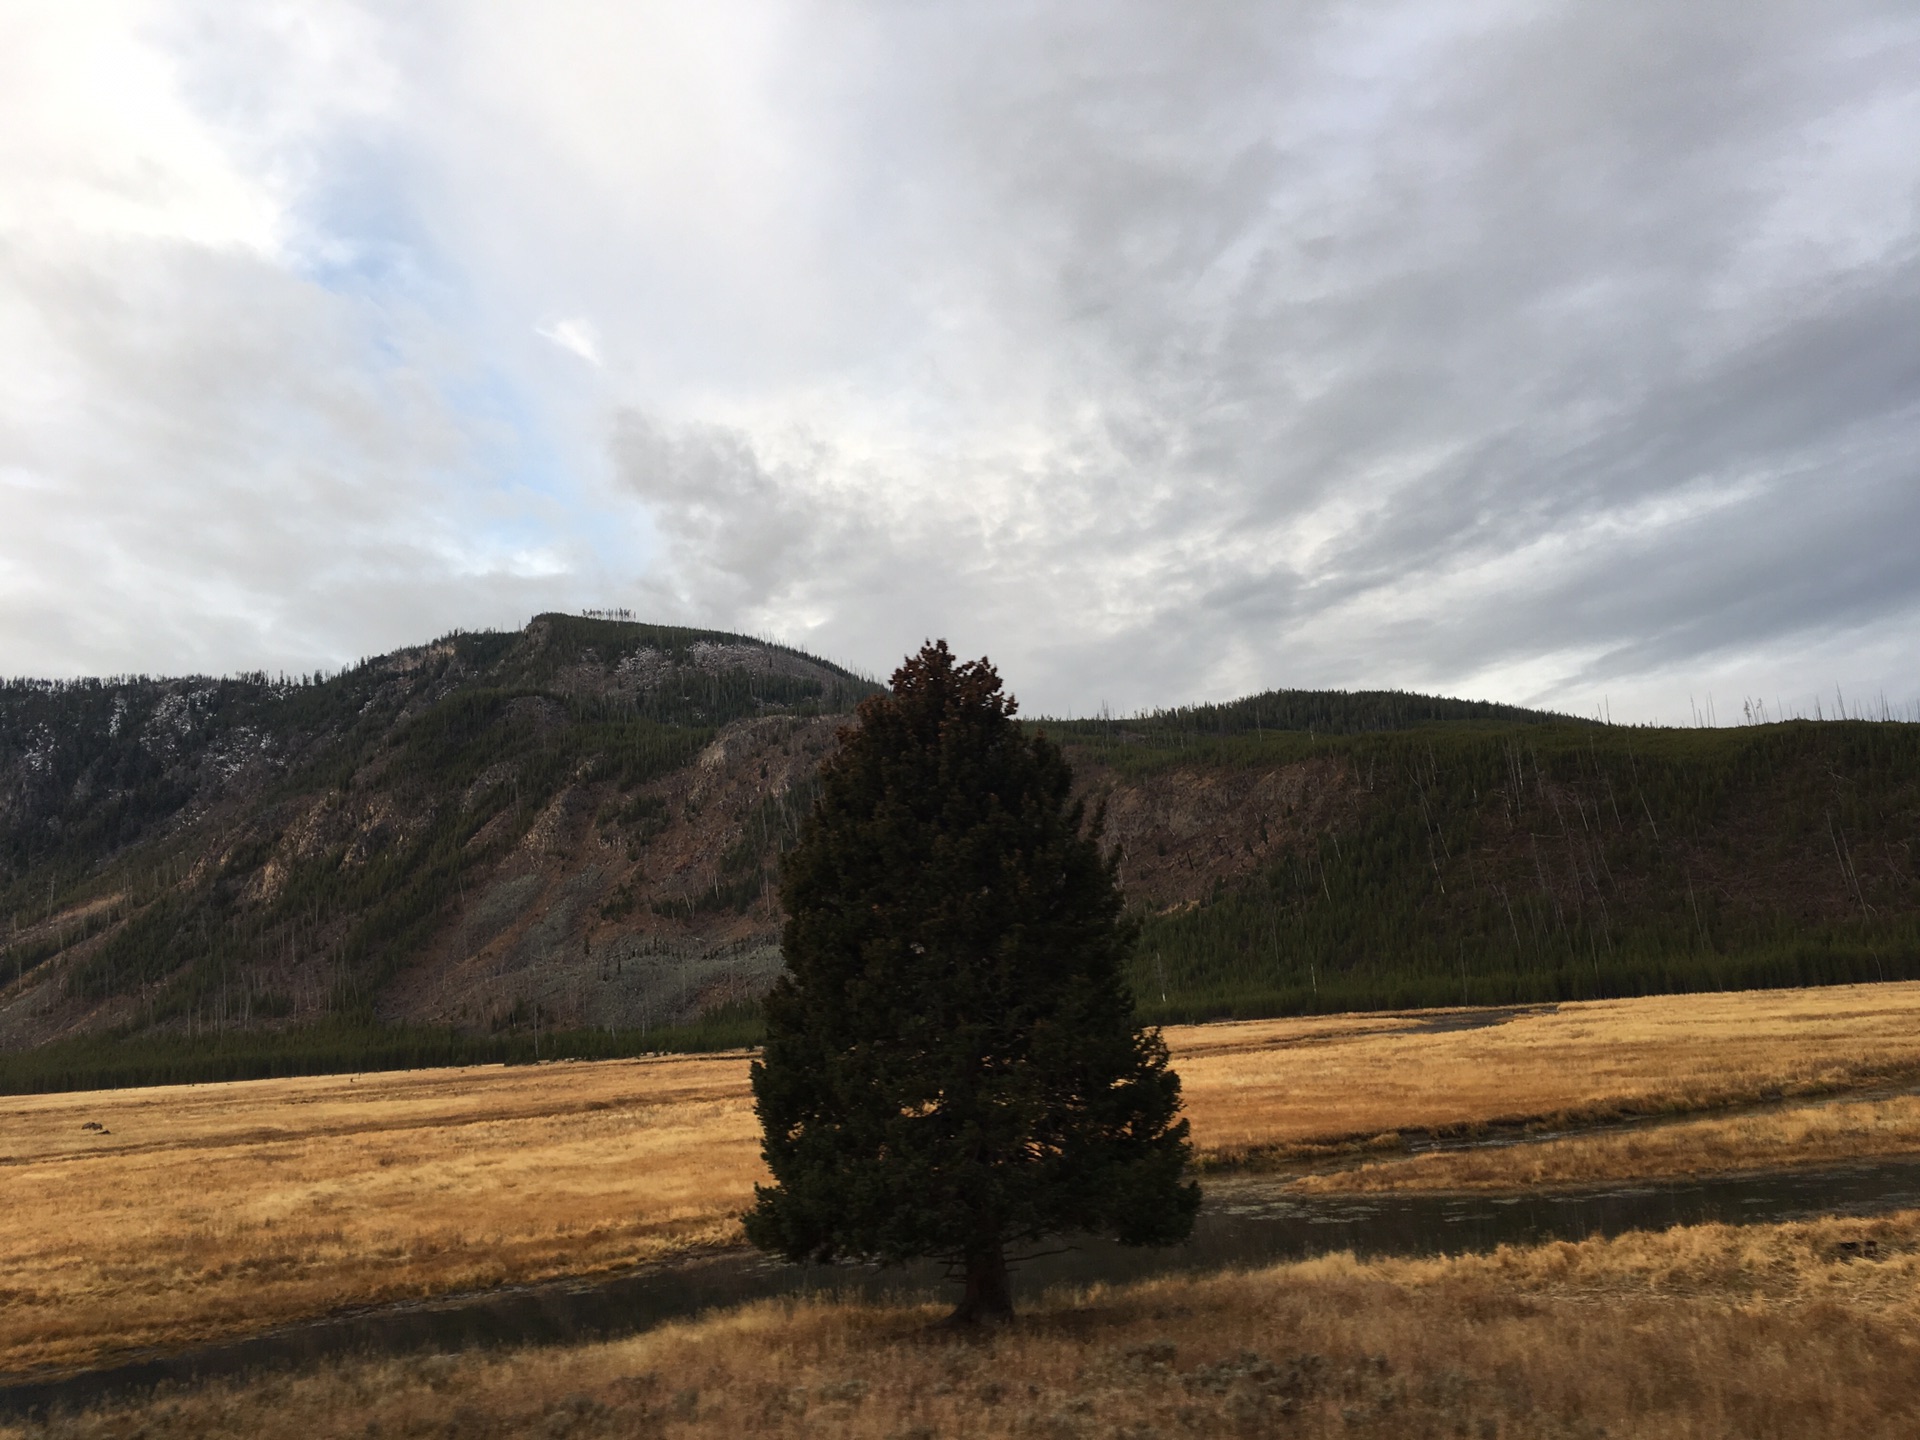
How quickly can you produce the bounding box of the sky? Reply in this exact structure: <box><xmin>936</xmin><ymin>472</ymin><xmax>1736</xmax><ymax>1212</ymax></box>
<box><xmin>2</xmin><ymin>2</ymin><xmax>1917</xmax><ymax>723</ymax></box>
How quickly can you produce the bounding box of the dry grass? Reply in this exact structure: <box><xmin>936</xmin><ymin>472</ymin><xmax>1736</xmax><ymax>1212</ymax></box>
<box><xmin>9</xmin><ymin>980</ymin><xmax>1920</xmax><ymax>1378</ymax></box>
<box><xmin>1170</xmin><ymin>980</ymin><xmax>1920</xmax><ymax>1165</ymax></box>
<box><xmin>13</xmin><ymin>1211</ymin><xmax>1920</xmax><ymax>1439</ymax></box>
<box><xmin>1295</xmin><ymin>1092</ymin><xmax>1920</xmax><ymax>1194</ymax></box>
<box><xmin>0</xmin><ymin>1055</ymin><xmax>760</xmax><ymax>1375</ymax></box>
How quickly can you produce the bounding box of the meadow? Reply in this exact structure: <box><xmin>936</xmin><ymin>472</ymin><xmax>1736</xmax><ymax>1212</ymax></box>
<box><xmin>10</xmin><ymin>1210</ymin><xmax>1919</xmax><ymax>1438</ymax></box>
<box><xmin>1293</xmin><ymin>1092</ymin><xmax>1920</xmax><ymax>1194</ymax></box>
<box><xmin>6</xmin><ymin>982</ymin><xmax>1920</xmax><ymax>1379</ymax></box>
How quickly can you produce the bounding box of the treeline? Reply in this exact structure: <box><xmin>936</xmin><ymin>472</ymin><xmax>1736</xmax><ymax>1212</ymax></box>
<box><xmin>1043</xmin><ymin>686</ymin><xmax>1580</xmax><ymax>748</ymax></box>
<box><xmin>0</xmin><ymin>1005</ymin><xmax>764</xmax><ymax>1096</ymax></box>
<box><xmin>1110</xmin><ymin>719</ymin><xmax>1920</xmax><ymax>1021</ymax></box>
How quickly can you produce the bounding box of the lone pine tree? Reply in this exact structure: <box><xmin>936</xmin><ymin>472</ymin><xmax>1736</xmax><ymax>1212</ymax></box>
<box><xmin>745</xmin><ymin>641</ymin><xmax>1198</xmax><ymax>1323</ymax></box>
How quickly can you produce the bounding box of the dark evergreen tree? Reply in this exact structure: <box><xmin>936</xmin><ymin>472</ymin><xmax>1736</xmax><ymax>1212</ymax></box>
<box><xmin>745</xmin><ymin>641</ymin><xmax>1198</xmax><ymax>1322</ymax></box>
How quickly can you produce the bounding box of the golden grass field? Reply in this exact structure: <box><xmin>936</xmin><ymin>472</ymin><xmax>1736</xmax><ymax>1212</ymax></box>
<box><xmin>1294</xmin><ymin>1092</ymin><xmax>1920</xmax><ymax>1194</ymax></box>
<box><xmin>11</xmin><ymin>1209</ymin><xmax>1919</xmax><ymax>1439</ymax></box>
<box><xmin>1173</xmin><ymin>981</ymin><xmax>1920</xmax><ymax>1163</ymax></box>
<box><xmin>7</xmin><ymin>981</ymin><xmax>1920</xmax><ymax>1378</ymax></box>
<box><xmin>0</xmin><ymin>1055</ymin><xmax>757</xmax><ymax>1376</ymax></box>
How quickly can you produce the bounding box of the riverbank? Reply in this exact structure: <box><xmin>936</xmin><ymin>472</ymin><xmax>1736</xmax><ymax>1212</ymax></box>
<box><xmin>12</xmin><ymin>1209</ymin><xmax>1919</xmax><ymax>1439</ymax></box>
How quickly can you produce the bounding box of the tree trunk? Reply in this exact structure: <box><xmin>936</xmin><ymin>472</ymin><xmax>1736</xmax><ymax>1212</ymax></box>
<box><xmin>950</xmin><ymin>1238</ymin><xmax>1014</xmax><ymax>1325</ymax></box>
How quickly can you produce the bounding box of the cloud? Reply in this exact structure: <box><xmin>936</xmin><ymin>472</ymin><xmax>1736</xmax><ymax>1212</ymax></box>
<box><xmin>537</xmin><ymin>318</ymin><xmax>602</xmax><ymax>367</ymax></box>
<box><xmin>3</xmin><ymin>1</ymin><xmax>1917</xmax><ymax>719</ymax></box>
<box><xmin>0</xmin><ymin>4</ymin><xmax>610</xmax><ymax>678</ymax></box>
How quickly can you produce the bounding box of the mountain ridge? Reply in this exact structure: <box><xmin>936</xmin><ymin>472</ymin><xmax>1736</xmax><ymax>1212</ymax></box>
<box><xmin>3</xmin><ymin>615</ymin><xmax>1916</xmax><ymax>1091</ymax></box>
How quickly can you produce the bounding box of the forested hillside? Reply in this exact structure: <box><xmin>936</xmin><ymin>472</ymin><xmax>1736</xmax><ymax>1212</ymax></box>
<box><xmin>0</xmin><ymin>616</ymin><xmax>871</xmax><ymax>1086</ymax></box>
<box><xmin>1055</xmin><ymin>718</ymin><xmax>1920</xmax><ymax>1020</ymax></box>
<box><xmin>2</xmin><ymin>614</ymin><xmax>1917</xmax><ymax>1092</ymax></box>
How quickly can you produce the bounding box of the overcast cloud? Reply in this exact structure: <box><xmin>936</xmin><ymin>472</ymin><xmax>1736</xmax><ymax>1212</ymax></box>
<box><xmin>2</xmin><ymin>2</ymin><xmax>1916</xmax><ymax>721</ymax></box>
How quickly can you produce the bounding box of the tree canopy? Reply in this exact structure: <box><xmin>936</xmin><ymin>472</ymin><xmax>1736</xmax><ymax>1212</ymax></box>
<box><xmin>745</xmin><ymin>641</ymin><xmax>1197</xmax><ymax>1321</ymax></box>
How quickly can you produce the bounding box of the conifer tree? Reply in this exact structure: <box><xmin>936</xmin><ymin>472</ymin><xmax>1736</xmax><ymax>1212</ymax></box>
<box><xmin>745</xmin><ymin>641</ymin><xmax>1198</xmax><ymax>1322</ymax></box>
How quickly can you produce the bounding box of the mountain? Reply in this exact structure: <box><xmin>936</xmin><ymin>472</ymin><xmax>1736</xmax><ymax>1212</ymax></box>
<box><xmin>2</xmin><ymin>614</ymin><xmax>1917</xmax><ymax>1090</ymax></box>
<box><xmin>1</xmin><ymin>617</ymin><xmax>868</xmax><ymax>1067</ymax></box>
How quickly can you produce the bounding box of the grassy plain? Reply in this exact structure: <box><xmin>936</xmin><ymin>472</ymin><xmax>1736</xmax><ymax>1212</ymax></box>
<box><xmin>1170</xmin><ymin>981</ymin><xmax>1920</xmax><ymax>1164</ymax></box>
<box><xmin>0</xmin><ymin>1056</ymin><xmax>760</xmax><ymax>1375</ymax></box>
<box><xmin>1295</xmin><ymin>1092</ymin><xmax>1920</xmax><ymax>1194</ymax></box>
<box><xmin>8</xmin><ymin>981</ymin><xmax>1920</xmax><ymax>1377</ymax></box>
<box><xmin>13</xmin><ymin>1210</ymin><xmax>1920</xmax><ymax>1439</ymax></box>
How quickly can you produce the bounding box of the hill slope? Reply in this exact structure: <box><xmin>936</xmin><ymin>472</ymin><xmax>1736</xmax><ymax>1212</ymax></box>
<box><xmin>1054</xmin><ymin>718</ymin><xmax>1920</xmax><ymax>1018</ymax></box>
<box><xmin>2</xmin><ymin>617</ymin><xmax>1917</xmax><ymax>1089</ymax></box>
<box><xmin>0</xmin><ymin>617</ymin><xmax>870</xmax><ymax>1064</ymax></box>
